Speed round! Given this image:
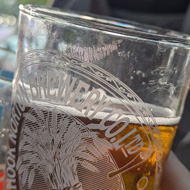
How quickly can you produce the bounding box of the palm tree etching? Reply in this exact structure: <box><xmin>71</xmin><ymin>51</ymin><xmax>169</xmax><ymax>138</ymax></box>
<box><xmin>16</xmin><ymin>104</ymin><xmax>114</xmax><ymax>190</ymax></box>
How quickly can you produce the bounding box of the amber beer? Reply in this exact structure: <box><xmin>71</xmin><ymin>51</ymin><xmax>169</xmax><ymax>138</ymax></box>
<box><xmin>79</xmin><ymin>115</ymin><xmax>178</xmax><ymax>190</ymax></box>
<box><xmin>5</xmin><ymin>65</ymin><xmax>181</xmax><ymax>190</ymax></box>
<box><xmin>6</xmin><ymin>99</ymin><xmax>178</xmax><ymax>190</ymax></box>
<box><xmin>114</xmin><ymin>123</ymin><xmax>177</xmax><ymax>190</ymax></box>
<box><xmin>6</xmin><ymin>70</ymin><xmax>179</xmax><ymax>190</ymax></box>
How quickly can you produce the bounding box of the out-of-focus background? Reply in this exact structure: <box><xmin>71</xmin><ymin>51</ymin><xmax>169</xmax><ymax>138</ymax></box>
<box><xmin>0</xmin><ymin>0</ymin><xmax>189</xmax><ymax>187</ymax></box>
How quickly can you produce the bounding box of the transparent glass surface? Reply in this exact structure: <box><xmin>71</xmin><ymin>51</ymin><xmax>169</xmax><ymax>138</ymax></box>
<box><xmin>4</xmin><ymin>5</ymin><xmax>190</xmax><ymax>190</ymax></box>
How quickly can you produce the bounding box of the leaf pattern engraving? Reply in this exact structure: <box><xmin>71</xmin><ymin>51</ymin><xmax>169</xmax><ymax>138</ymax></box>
<box><xmin>78</xmin><ymin>160</ymin><xmax>99</xmax><ymax>173</ymax></box>
<box><xmin>28</xmin><ymin>169</ymin><xmax>35</xmax><ymax>188</ymax></box>
<box><xmin>17</xmin><ymin>105</ymin><xmax>113</xmax><ymax>190</ymax></box>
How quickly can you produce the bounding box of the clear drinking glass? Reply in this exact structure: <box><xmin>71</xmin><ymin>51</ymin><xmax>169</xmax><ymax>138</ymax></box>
<box><xmin>5</xmin><ymin>5</ymin><xmax>190</xmax><ymax>190</ymax></box>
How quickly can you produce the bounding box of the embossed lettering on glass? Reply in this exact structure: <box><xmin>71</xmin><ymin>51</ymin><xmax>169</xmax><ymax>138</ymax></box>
<box><xmin>5</xmin><ymin>5</ymin><xmax>190</xmax><ymax>190</ymax></box>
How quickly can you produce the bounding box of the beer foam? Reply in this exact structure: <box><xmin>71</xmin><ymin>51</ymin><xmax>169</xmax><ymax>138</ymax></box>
<box><xmin>22</xmin><ymin>78</ymin><xmax>178</xmax><ymax>122</ymax></box>
<box><xmin>82</xmin><ymin>89</ymin><xmax>177</xmax><ymax>118</ymax></box>
<box><xmin>33</xmin><ymin>101</ymin><xmax>180</xmax><ymax>126</ymax></box>
<box><xmin>58</xmin><ymin>105</ymin><xmax>180</xmax><ymax>126</ymax></box>
<box><xmin>18</xmin><ymin>85</ymin><xmax>180</xmax><ymax>125</ymax></box>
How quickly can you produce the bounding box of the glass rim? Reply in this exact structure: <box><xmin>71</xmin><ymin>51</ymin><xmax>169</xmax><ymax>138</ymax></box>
<box><xmin>20</xmin><ymin>4</ymin><xmax>190</xmax><ymax>47</ymax></box>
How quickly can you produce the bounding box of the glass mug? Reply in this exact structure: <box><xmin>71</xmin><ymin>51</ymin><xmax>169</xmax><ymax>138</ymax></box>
<box><xmin>4</xmin><ymin>5</ymin><xmax>190</xmax><ymax>190</ymax></box>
